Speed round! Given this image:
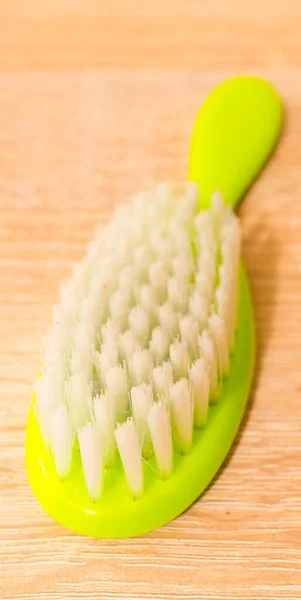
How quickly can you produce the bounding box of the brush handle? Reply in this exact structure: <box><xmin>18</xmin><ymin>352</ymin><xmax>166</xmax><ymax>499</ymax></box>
<box><xmin>189</xmin><ymin>76</ymin><xmax>284</xmax><ymax>209</ymax></box>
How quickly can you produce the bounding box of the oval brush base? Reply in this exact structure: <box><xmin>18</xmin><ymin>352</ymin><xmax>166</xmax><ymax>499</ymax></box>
<box><xmin>26</xmin><ymin>265</ymin><xmax>255</xmax><ymax>538</ymax></box>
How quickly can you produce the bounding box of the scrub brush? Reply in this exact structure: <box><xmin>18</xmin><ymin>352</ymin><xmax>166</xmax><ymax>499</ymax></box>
<box><xmin>26</xmin><ymin>76</ymin><xmax>283</xmax><ymax>537</ymax></box>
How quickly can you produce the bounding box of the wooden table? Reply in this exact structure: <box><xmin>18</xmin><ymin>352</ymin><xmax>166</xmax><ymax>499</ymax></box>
<box><xmin>1</xmin><ymin>2</ymin><xmax>301</xmax><ymax>599</ymax></box>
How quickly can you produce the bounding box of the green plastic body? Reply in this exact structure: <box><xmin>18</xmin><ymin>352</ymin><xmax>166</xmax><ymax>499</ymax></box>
<box><xmin>25</xmin><ymin>76</ymin><xmax>283</xmax><ymax>538</ymax></box>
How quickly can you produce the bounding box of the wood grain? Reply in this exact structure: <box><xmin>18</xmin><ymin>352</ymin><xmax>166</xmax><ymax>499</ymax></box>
<box><xmin>0</xmin><ymin>3</ymin><xmax>301</xmax><ymax>600</ymax></box>
<box><xmin>1</xmin><ymin>0</ymin><xmax>301</xmax><ymax>70</ymax></box>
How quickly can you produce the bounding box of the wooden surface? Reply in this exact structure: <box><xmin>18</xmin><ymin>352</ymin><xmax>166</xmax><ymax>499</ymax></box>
<box><xmin>1</xmin><ymin>2</ymin><xmax>301</xmax><ymax>599</ymax></box>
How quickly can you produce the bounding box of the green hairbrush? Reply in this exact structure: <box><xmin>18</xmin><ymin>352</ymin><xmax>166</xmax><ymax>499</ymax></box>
<box><xmin>26</xmin><ymin>76</ymin><xmax>283</xmax><ymax>537</ymax></box>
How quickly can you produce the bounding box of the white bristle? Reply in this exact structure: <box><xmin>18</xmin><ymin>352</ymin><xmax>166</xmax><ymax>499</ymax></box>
<box><xmin>139</xmin><ymin>284</ymin><xmax>158</xmax><ymax>320</ymax></box>
<box><xmin>149</xmin><ymin>326</ymin><xmax>170</xmax><ymax>364</ymax></box>
<box><xmin>195</xmin><ymin>271</ymin><xmax>214</xmax><ymax>301</ymax></box>
<box><xmin>196</xmin><ymin>230</ymin><xmax>216</xmax><ymax>258</ymax></box>
<box><xmin>158</xmin><ymin>302</ymin><xmax>179</xmax><ymax>338</ymax></box>
<box><xmin>78</xmin><ymin>421</ymin><xmax>103</xmax><ymax>501</ymax></box>
<box><xmin>134</xmin><ymin>246</ymin><xmax>152</xmax><ymax>281</ymax></box>
<box><xmin>154</xmin><ymin>238</ymin><xmax>174</xmax><ymax>269</ymax></box>
<box><xmin>97</xmin><ymin>258</ymin><xmax>119</xmax><ymax>291</ymax></box>
<box><xmin>35</xmin><ymin>374</ymin><xmax>58</xmax><ymax>448</ymax></box>
<box><xmin>129</xmin><ymin>349</ymin><xmax>153</xmax><ymax>386</ymax></box>
<box><xmin>174</xmin><ymin>193</ymin><xmax>198</xmax><ymax>227</ymax></box>
<box><xmin>115</xmin><ymin>419</ymin><xmax>143</xmax><ymax>497</ymax></box>
<box><xmin>227</xmin><ymin>273</ymin><xmax>239</xmax><ymax>347</ymax></box>
<box><xmin>170</xmin><ymin>340</ymin><xmax>189</xmax><ymax>380</ymax></box>
<box><xmin>189</xmin><ymin>290</ymin><xmax>209</xmax><ymax>331</ymax></box>
<box><xmin>89</xmin><ymin>286</ymin><xmax>109</xmax><ymax>328</ymax></box>
<box><xmin>130</xmin><ymin>383</ymin><xmax>153</xmax><ymax>457</ymax></box>
<box><xmin>197</xmin><ymin>249</ymin><xmax>216</xmax><ymax>283</ymax></box>
<box><xmin>92</xmin><ymin>350</ymin><xmax>104</xmax><ymax>387</ymax></box>
<box><xmin>169</xmin><ymin>379</ymin><xmax>194</xmax><ymax>454</ymax></box>
<box><xmin>216</xmin><ymin>281</ymin><xmax>228</xmax><ymax>321</ymax></box>
<box><xmin>94</xmin><ymin>392</ymin><xmax>116</xmax><ymax>466</ymax></box>
<box><xmin>109</xmin><ymin>288</ymin><xmax>132</xmax><ymax>326</ymax></box>
<box><xmin>129</xmin><ymin>305</ymin><xmax>149</xmax><ymax>343</ymax></box>
<box><xmin>118</xmin><ymin>329</ymin><xmax>141</xmax><ymax>364</ymax></box>
<box><xmin>65</xmin><ymin>375</ymin><xmax>92</xmax><ymax>431</ymax></box>
<box><xmin>208</xmin><ymin>313</ymin><xmax>229</xmax><ymax>377</ymax></box>
<box><xmin>132</xmin><ymin>214</ymin><xmax>150</xmax><ymax>239</ymax></box>
<box><xmin>218</xmin><ymin>261</ymin><xmax>230</xmax><ymax>289</ymax></box>
<box><xmin>172</xmin><ymin>255</ymin><xmax>194</xmax><ymax>283</ymax></box>
<box><xmin>168</xmin><ymin>277</ymin><xmax>189</xmax><ymax>313</ymax></box>
<box><xmin>198</xmin><ymin>330</ymin><xmax>220</xmax><ymax>402</ymax></box>
<box><xmin>43</xmin><ymin>325</ymin><xmax>67</xmax><ymax>369</ymax></box>
<box><xmin>210</xmin><ymin>191</ymin><xmax>225</xmax><ymax>238</ymax></box>
<box><xmin>72</xmin><ymin>321</ymin><xmax>94</xmax><ymax>356</ymax></box>
<box><xmin>220</xmin><ymin>217</ymin><xmax>240</xmax><ymax>347</ymax></box>
<box><xmin>170</xmin><ymin>225</ymin><xmax>192</xmax><ymax>256</ymax></box>
<box><xmin>101</xmin><ymin>319</ymin><xmax>121</xmax><ymax>344</ymax></box>
<box><xmin>211</xmin><ymin>190</ymin><xmax>225</xmax><ymax>217</ymax></box>
<box><xmin>130</xmin><ymin>216</ymin><xmax>148</xmax><ymax>246</ymax></box>
<box><xmin>149</xmin><ymin>262</ymin><xmax>167</xmax><ymax>303</ymax></box>
<box><xmin>152</xmin><ymin>361</ymin><xmax>173</xmax><ymax>399</ymax></box>
<box><xmin>70</xmin><ymin>351</ymin><xmax>93</xmax><ymax>390</ymax></box>
<box><xmin>189</xmin><ymin>358</ymin><xmax>210</xmax><ymax>428</ymax></box>
<box><xmin>97</xmin><ymin>339</ymin><xmax>119</xmax><ymax>374</ymax></box>
<box><xmin>222</xmin><ymin>239</ymin><xmax>239</xmax><ymax>270</ymax></box>
<box><xmin>80</xmin><ymin>293</ymin><xmax>102</xmax><ymax>329</ymax></box>
<box><xmin>50</xmin><ymin>404</ymin><xmax>74</xmax><ymax>478</ymax></box>
<box><xmin>114</xmin><ymin>236</ymin><xmax>134</xmax><ymax>266</ymax></box>
<box><xmin>149</xmin><ymin>230</ymin><xmax>166</xmax><ymax>254</ymax></box>
<box><xmin>71</xmin><ymin>347</ymin><xmax>94</xmax><ymax>387</ymax></box>
<box><xmin>119</xmin><ymin>265</ymin><xmax>137</xmax><ymax>293</ymax></box>
<box><xmin>216</xmin><ymin>281</ymin><xmax>235</xmax><ymax>348</ymax></box>
<box><xmin>105</xmin><ymin>365</ymin><xmax>128</xmax><ymax>422</ymax></box>
<box><xmin>179</xmin><ymin>314</ymin><xmax>199</xmax><ymax>359</ymax></box>
<box><xmin>147</xmin><ymin>401</ymin><xmax>173</xmax><ymax>479</ymax></box>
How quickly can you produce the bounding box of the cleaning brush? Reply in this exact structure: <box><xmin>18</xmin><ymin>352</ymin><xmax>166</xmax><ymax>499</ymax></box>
<box><xmin>26</xmin><ymin>76</ymin><xmax>283</xmax><ymax>537</ymax></box>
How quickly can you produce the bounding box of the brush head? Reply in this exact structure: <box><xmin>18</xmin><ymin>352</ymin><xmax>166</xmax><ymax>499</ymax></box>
<box><xmin>26</xmin><ymin>182</ymin><xmax>255</xmax><ymax>537</ymax></box>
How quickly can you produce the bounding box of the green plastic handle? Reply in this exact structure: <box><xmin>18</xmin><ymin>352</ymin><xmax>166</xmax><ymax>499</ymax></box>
<box><xmin>189</xmin><ymin>76</ymin><xmax>284</xmax><ymax>209</ymax></box>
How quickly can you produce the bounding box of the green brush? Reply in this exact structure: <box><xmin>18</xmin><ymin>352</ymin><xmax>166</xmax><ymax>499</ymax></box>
<box><xmin>26</xmin><ymin>76</ymin><xmax>283</xmax><ymax>538</ymax></box>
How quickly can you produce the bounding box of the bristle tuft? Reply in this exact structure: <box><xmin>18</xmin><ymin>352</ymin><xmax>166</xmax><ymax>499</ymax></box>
<box><xmin>78</xmin><ymin>421</ymin><xmax>103</xmax><ymax>501</ymax></box>
<box><xmin>169</xmin><ymin>379</ymin><xmax>194</xmax><ymax>454</ymax></box>
<box><xmin>129</xmin><ymin>349</ymin><xmax>153</xmax><ymax>386</ymax></box>
<box><xmin>105</xmin><ymin>365</ymin><xmax>128</xmax><ymax>422</ymax></box>
<box><xmin>152</xmin><ymin>361</ymin><xmax>174</xmax><ymax>399</ymax></box>
<box><xmin>189</xmin><ymin>358</ymin><xmax>210</xmax><ymax>428</ymax></box>
<box><xmin>149</xmin><ymin>326</ymin><xmax>170</xmax><ymax>364</ymax></box>
<box><xmin>93</xmin><ymin>392</ymin><xmax>116</xmax><ymax>466</ymax></box>
<box><xmin>50</xmin><ymin>403</ymin><xmax>74</xmax><ymax>478</ymax></box>
<box><xmin>115</xmin><ymin>418</ymin><xmax>143</xmax><ymax>497</ymax></box>
<box><xmin>147</xmin><ymin>401</ymin><xmax>173</xmax><ymax>479</ymax></box>
<box><xmin>130</xmin><ymin>383</ymin><xmax>153</xmax><ymax>457</ymax></box>
<box><xmin>170</xmin><ymin>340</ymin><xmax>189</xmax><ymax>380</ymax></box>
